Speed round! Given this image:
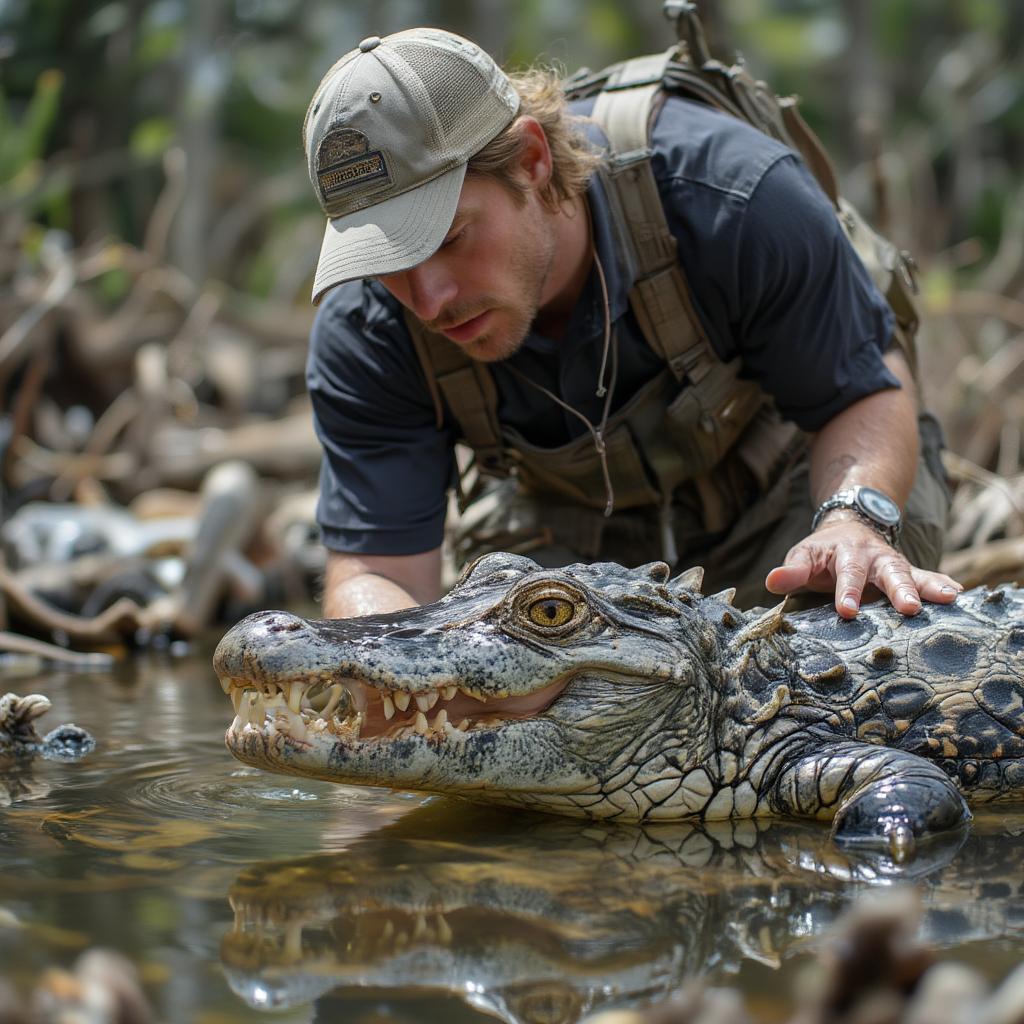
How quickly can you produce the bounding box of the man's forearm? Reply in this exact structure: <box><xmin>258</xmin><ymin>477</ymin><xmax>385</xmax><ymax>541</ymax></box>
<box><xmin>322</xmin><ymin>572</ymin><xmax>420</xmax><ymax>619</ymax></box>
<box><xmin>809</xmin><ymin>350</ymin><xmax>919</xmax><ymax>510</ymax></box>
<box><xmin>766</xmin><ymin>349</ymin><xmax>959</xmax><ymax>616</ymax></box>
<box><xmin>321</xmin><ymin>548</ymin><xmax>443</xmax><ymax>619</ymax></box>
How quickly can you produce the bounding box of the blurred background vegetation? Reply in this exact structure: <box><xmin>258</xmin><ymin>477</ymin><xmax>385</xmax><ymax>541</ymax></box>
<box><xmin>3</xmin><ymin>0</ymin><xmax>1021</xmax><ymax>305</ymax></box>
<box><xmin>2</xmin><ymin>0</ymin><xmax>1023</xmax><ymax>573</ymax></box>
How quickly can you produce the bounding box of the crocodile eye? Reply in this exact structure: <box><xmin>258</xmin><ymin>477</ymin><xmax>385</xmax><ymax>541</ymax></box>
<box><xmin>528</xmin><ymin>598</ymin><xmax>574</xmax><ymax>628</ymax></box>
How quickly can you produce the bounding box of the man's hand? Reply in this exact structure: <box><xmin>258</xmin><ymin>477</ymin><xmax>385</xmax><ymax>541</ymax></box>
<box><xmin>765</xmin><ymin>515</ymin><xmax>962</xmax><ymax>619</ymax></box>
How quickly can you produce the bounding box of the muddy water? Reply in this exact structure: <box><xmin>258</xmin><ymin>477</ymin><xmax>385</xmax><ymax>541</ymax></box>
<box><xmin>1</xmin><ymin>647</ymin><xmax>1023</xmax><ymax>1023</ymax></box>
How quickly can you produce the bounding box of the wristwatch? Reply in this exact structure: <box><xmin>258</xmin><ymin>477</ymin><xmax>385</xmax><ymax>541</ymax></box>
<box><xmin>811</xmin><ymin>486</ymin><xmax>902</xmax><ymax>547</ymax></box>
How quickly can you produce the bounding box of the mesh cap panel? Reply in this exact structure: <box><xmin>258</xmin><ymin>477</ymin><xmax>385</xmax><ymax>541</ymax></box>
<box><xmin>391</xmin><ymin>39</ymin><xmax>494</xmax><ymax>148</ymax></box>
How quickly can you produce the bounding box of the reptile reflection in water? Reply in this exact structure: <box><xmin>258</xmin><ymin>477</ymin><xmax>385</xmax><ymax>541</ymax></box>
<box><xmin>220</xmin><ymin>805</ymin><xmax>1022</xmax><ymax>1023</ymax></box>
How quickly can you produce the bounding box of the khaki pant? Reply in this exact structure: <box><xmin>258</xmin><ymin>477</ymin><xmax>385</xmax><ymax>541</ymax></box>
<box><xmin>451</xmin><ymin>414</ymin><xmax>950</xmax><ymax>610</ymax></box>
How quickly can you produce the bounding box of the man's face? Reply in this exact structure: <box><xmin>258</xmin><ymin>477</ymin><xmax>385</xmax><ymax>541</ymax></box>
<box><xmin>376</xmin><ymin>175</ymin><xmax>557</xmax><ymax>362</ymax></box>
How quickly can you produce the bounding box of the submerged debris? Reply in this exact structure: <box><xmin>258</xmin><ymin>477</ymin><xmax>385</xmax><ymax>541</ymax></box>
<box><xmin>0</xmin><ymin>692</ymin><xmax>94</xmax><ymax>762</ymax></box>
<box><xmin>0</xmin><ymin>948</ymin><xmax>153</xmax><ymax>1024</ymax></box>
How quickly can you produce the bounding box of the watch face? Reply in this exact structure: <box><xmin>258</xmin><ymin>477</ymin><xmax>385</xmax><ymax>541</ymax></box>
<box><xmin>857</xmin><ymin>487</ymin><xmax>901</xmax><ymax>527</ymax></box>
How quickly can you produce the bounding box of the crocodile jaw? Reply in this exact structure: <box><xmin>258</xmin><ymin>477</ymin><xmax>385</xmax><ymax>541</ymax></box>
<box><xmin>223</xmin><ymin>698</ymin><xmax>571</xmax><ymax>796</ymax></box>
<box><xmin>220</xmin><ymin>671</ymin><xmax>606</xmax><ymax>807</ymax></box>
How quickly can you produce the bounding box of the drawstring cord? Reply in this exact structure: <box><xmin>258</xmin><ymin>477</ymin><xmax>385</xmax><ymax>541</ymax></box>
<box><xmin>503</xmin><ymin>249</ymin><xmax>677</xmax><ymax>563</ymax></box>
<box><xmin>505</xmin><ymin>249</ymin><xmax>618</xmax><ymax>517</ymax></box>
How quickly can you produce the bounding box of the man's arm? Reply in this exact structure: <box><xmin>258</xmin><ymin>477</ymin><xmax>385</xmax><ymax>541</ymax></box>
<box><xmin>322</xmin><ymin>548</ymin><xmax>443</xmax><ymax>618</ymax></box>
<box><xmin>765</xmin><ymin>349</ymin><xmax>962</xmax><ymax>618</ymax></box>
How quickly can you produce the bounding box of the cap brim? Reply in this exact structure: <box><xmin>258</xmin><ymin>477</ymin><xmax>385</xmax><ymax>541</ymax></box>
<box><xmin>311</xmin><ymin>163</ymin><xmax>466</xmax><ymax>304</ymax></box>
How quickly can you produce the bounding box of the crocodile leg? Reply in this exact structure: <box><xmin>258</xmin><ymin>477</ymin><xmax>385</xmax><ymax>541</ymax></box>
<box><xmin>768</xmin><ymin>736</ymin><xmax>970</xmax><ymax>857</ymax></box>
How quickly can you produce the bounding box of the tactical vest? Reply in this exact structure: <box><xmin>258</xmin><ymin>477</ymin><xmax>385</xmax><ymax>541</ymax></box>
<box><xmin>406</xmin><ymin>7</ymin><xmax>921</xmax><ymax>543</ymax></box>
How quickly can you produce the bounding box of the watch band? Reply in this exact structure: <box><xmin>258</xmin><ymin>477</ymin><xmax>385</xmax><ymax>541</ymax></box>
<box><xmin>811</xmin><ymin>486</ymin><xmax>901</xmax><ymax>547</ymax></box>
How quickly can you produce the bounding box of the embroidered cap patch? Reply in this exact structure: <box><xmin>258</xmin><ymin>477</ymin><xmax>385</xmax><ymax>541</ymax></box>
<box><xmin>316</xmin><ymin>127</ymin><xmax>391</xmax><ymax>206</ymax></box>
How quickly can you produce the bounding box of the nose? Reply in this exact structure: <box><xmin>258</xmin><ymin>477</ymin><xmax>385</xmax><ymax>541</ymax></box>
<box><xmin>402</xmin><ymin>259</ymin><xmax>457</xmax><ymax>323</ymax></box>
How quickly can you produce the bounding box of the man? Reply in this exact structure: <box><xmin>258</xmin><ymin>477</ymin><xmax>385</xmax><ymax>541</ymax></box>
<box><xmin>302</xmin><ymin>27</ymin><xmax>961</xmax><ymax>621</ymax></box>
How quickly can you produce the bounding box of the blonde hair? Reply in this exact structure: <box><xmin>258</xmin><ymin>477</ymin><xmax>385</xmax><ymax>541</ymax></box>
<box><xmin>467</xmin><ymin>67</ymin><xmax>602</xmax><ymax>210</ymax></box>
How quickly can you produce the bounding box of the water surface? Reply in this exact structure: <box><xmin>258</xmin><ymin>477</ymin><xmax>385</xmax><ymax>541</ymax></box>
<box><xmin>1</xmin><ymin>647</ymin><xmax>1022</xmax><ymax>1022</ymax></box>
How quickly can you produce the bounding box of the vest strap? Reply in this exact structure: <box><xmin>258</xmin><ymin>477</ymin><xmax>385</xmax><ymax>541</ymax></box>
<box><xmin>405</xmin><ymin>312</ymin><xmax>509</xmax><ymax>476</ymax></box>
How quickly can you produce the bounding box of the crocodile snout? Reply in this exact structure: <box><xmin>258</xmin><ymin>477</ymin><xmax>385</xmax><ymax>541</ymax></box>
<box><xmin>213</xmin><ymin>609</ymin><xmax>316</xmax><ymax>684</ymax></box>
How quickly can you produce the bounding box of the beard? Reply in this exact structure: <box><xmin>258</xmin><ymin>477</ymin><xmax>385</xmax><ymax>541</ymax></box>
<box><xmin>423</xmin><ymin>211</ymin><xmax>556</xmax><ymax>363</ymax></box>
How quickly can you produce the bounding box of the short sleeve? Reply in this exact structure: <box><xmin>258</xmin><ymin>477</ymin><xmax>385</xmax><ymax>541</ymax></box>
<box><xmin>729</xmin><ymin>156</ymin><xmax>899</xmax><ymax>431</ymax></box>
<box><xmin>307</xmin><ymin>282</ymin><xmax>457</xmax><ymax>554</ymax></box>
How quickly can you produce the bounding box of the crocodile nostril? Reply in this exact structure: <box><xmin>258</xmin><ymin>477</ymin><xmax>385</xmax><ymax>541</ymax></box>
<box><xmin>256</xmin><ymin>611</ymin><xmax>307</xmax><ymax>634</ymax></box>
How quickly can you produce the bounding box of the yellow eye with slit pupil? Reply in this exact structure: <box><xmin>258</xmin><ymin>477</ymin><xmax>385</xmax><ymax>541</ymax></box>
<box><xmin>528</xmin><ymin>598</ymin><xmax>574</xmax><ymax>628</ymax></box>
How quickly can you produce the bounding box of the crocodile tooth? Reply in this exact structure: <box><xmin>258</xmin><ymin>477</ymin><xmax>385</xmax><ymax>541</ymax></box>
<box><xmin>414</xmin><ymin>711</ymin><xmax>429</xmax><ymax>735</ymax></box>
<box><xmin>394</xmin><ymin>692</ymin><xmax>411</xmax><ymax>712</ymax></box>
<box><xmin>381</xmin><ymin>920</ymin><xmax>394</xmax><ymax>941</ymax></box>
<box><xmin>432</xmin><ymin>709</ymin><xmax>448</xmax><ymax>732</ymax></box>
<box><xmin>413</xmin><ymin>913</ymin><xmax>429</xmax><ymax>940</ymax></box>
<box><xmin>230</xmin><ymin>714</ymin><xmax>243</xmax><ymax>733</ymax></box>
<box><xmin>436</xmin><ymin>913</ymin><xmax>452</xmax><ymax>944</ymax></box>
<box><xmin>381</xmin><ymin>693</ymin><xmax>396</xmax><ymax>720</ymax></box>
<box><xmin>459</xmin><ymin>687</ymin><xmax>487</xmax><ymax>702</ymax></box>
<box><xmin>287</xmin><ymin>683</ymin><xmax>303</xmax><ymax>714</ymax></box>
<box><xmin>458</xmin><ymin>719</ymin><xmax>470</xmax><ymax>731</ymax></box>
<box><xmin>319</xmin><ymin>685</ymin><xmax>344</xmax><ymax>720</ymax></box>
<box><xmin>415</xmin><ymin>692</ymin><xmax>439</xmax><ymax>712</ymax></box>
<box><xmin>283</xmin><ymin>921</ymin><xmax>302</xmax><ymax>961</ymax></box>
<box><xmin>219</xmin><ymin>675</ymin><xmax>232</xmax><ymax>694</ymax></box>
<box><xmin>231</xmin><ymin>688</ymin><xmax>245</xmax><ymax>714</ymax></box>
<box><xmin>441</xmin><ymin>685</ymin><xmax>457</xmax><ymax>701</ymax></box>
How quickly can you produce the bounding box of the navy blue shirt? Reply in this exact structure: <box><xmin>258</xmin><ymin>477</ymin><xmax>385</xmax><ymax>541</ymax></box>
<box><xmin>307</xmin><ymin>95</ymin><xmax>898</xmax><ymax>555</ymax></box>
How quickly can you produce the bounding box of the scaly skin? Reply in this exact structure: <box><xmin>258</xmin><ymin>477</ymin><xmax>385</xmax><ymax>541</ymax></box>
<box><xmin>214</xmin><ymin>553</ymin><xmax>1024</xmax><ymax>848</ymax></box>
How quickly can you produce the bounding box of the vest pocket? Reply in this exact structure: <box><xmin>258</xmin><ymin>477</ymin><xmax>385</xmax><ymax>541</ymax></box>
<box><xmin>662</xmin><ymin>361</ymin><xmax>764</xmax><ymax>477</ymax></box>
<box><xmin>504</xmin><ymin>422</ymin><xmax>663</xmax><ymax>512</ymax></box>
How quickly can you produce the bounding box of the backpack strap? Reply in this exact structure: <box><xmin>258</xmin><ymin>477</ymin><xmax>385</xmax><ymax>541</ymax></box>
<box><xmin>592</xmin><ymin>58</ymin><xmax>765</xmax><ymax>414</ymax></box>
<box><xmin>590</xmin><ymin>50</ymin><xmax>674</xmax><ymax>152</ymax></box>
<box><xmin>404</xmin><ymin>311</ymin><xmax>510</xmax><ymax>477</ymax></box>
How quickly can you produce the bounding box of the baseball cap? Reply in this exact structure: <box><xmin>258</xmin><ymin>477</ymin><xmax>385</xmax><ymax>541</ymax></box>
<box><xmin>303</xmin><ymin>28</ymin><xmax>520</xmax><ymax>304</ymax></box>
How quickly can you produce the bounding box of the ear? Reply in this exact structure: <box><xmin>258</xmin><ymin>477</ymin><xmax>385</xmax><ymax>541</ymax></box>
<box><xmin>514</xmin><ymin>116</ymin><xmax>553</xmax><ymax>192</ymax></box>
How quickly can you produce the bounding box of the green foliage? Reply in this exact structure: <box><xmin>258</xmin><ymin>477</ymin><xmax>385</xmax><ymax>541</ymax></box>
<box><xmin>971</xmin><ymin>186</ymin><xmax>1015</xmax><ymax>259</ymax></box>
<box><xmin>0</xmin><ymin>0</ymin><xmax>1019</xmax><ymax>296</ymax></box>
<box><xmin>0</xmin><ymin>69</ymin><xmax>63</xmax><ymax>187</ymax></box>
<box><xmin>131</xmin><ymin>118</ymin><xmax>175</xmax><ymax>161</ymax></box>
<box><xmin>95</xmin><ymin>265</ymin><xmax>131</xmax><ymax>305</ymax></box>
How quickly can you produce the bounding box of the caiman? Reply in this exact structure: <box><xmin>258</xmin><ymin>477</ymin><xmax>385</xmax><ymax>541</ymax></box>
<box><xmin>213</xmin><ymin>553</ymin><xmax>1024</xmax><ymax>849</ymax></box>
